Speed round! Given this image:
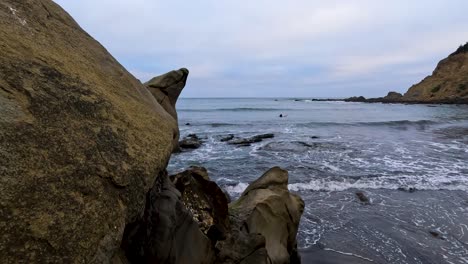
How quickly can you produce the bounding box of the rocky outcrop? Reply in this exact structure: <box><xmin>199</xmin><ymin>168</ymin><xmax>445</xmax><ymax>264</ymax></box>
<box><xmin>227</xmin><ymin>133</ymin><xmax>275</xmax><ymax>146</ymax></box>
<box><xmin>0</xmin><ymin>1</ymin><xmax>304</xmax><ymax>263</ymax></box>
<box><xmin>0</xmin><ymin>1</ymin><xmax>181</xmax><ymax>263</ymax></box>
<box><xmin>344</xmin><ymin>92</ymin><xmax>403</xmax><ymax>103</ymax></box>
<box><xmin>122</xmin><ymin>167</ymin><xmax>303</xmax><ymax>264</ymax></box>
<box><xmin>348</xmin><ymin>43</ymin><xmax>468</xmax><ymax>104</ymax></box>
<box><xmin>170</xmin><ymin>167</ymin><xmax>230</xmax><ymax>240</ymax></box>
<box><xmin>145</xmin><ymin>69</ymin><xmax>189</xmax><ymax>151</ymax></box>
<box><xmin>217</xmin><ymin>167</ymin><xmax>305</xmax><ymax>264</ymax></box>
<box><xmin>179</xmin><ymin>134</ymin><xmax>203</xmax><ymax>150</ymax></box>
<box><xmin>121</xmin><ymin>171</ymin><xmax>216</xmax><ymax>264</ymax></box>
<box><xmin>401</xmin><ymin>42</ymin><xmax>468</xmax><ymax>103</ymax></box>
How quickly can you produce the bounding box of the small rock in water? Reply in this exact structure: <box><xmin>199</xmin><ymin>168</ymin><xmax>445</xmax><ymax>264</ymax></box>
<box><xmin>311</xmin><ymin>136</ymin><xmax>320</xmax><ymax>139</ymax></box>
<box><xmin>429</xmin><ymin>230</ymin><xmax>445</xmax><ymax>240</ymax></box>
<box><xmin>179</xmin><ymin>134</ymin><xmax>202</xmax><ymax>149</ymax></box>
<box><xmin>220</xmin><ymin>134</ymin><xmax>235</xmax><ymax>142</ymax></box>
<box><xmin>397</xmin><ymin>187</ymin><xmax>417</xmax><ymax>193</ymax></box>
<box><xmin>356</xmin><ymin>192</ymin><xmax>370</xmax><ymax>204</ymax></box>
<box><xmin>228</xmin><ymin>133</ymin><xmax>274</xmax><ymax>146</ymax></box>
<box><xmin>185</xmin><ymin>122</ymin><xmax>191</xmax><ymax>126</ymax></box>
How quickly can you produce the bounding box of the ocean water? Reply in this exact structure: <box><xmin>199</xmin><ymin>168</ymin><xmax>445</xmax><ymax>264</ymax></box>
<box><xmin>168</xmin><ymin>98</ymin><xmax>468</xmax><ymax>263</ymax></box>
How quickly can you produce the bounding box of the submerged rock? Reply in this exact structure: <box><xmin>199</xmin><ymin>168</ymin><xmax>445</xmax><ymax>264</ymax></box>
<box><xmin>356</xmin><ymin>192</ymin><xmax>370</xmax><ymax>204</ymax></box>
<box><xmin>218</xmin><ymin>167</ymin><xmax>305</xmax><ymax>263</ymax></box>
<box><xmin>0</xmin><ymin>1</ymin><xmax>178</xmax><ymax>262</ymax></box>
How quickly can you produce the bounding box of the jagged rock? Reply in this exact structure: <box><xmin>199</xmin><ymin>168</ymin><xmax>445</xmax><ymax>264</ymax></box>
<box><xmin>121</xmin><ymin>172</ymin><xmax>215</xmax><ymax>264</ymax></box>
<box><xmin>0</xmin><ymin>1</ymin><xmax>178</xmax><ymax>263</ymax></box>
<box><xmin>171</xmin><ymin>167</ymin><xmax>230</xmax><ymax>241</ymax></box>
<box><xmin>145</xmin><ymin>68</ymin><xmax>189</xmax><ymax>151</ymax></box>
<box><xmin>145</xmin><ymin>69</ymin><xmax>189</xmax><ymax>120</ymax></box>
<box><xmin>228</xmin><ymin>133</ymin><xmax>275</xmax><ymax>146</ymax></box>
<box><xmin>179</xmin><ymin>134</ymin><xmax>202</xmax><ymax>149</ymax></box>
<box><xmin>218</xmin><ymin>167</ymin><xmax>305</xmax><ymax>264</ymax></box>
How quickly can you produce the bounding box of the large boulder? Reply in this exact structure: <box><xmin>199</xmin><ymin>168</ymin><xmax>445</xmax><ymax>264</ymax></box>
<box><xmin>145</xmin><ymin>69</ymin><xmax>189</xmax><ymax>151</ymax></box>
<box><xmin>0</xmin><ymin>1</ymin><xmax>177</xmax><ymax>262</ymax></box>
<box><xmin>217</xmin><ymin>167</ymin><xmax>305</xmax><ymax>264</ymax></box>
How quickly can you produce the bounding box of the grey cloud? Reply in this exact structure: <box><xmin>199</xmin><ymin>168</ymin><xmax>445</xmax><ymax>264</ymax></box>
<box><xmin>54</xmin><ymin>0</ymin><xmax>468</xmax><ymax>97</ymax></box>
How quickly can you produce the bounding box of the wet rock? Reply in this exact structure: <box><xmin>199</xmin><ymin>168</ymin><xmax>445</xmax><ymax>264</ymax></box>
<box><xmin>179</xmin><ymin>134</ymin><xmax>202</xmax><ymax>149</ymax></box>
<box><xmin>228</xmin><ymin>133</ymin><xmax>275</xmax><ymax>146</ymax></box>
<box><xmin>218</xmin><ymin>167</ymin><xmax>305</xmax><ymax>263</ymax></box>
<box><xmin>185</xmin><ymin>122</ymin><xmax>191</xmax><ymax>126</ymax></box>
<box><xmin>311</xmin><ymin>136</ymin><xmax>320</xmax><ymax>139</ymax></box>
<box><xmin>0</xmin><ymin>1</ymin><xmax>178</xmax><ymax>262</ymax></box>
<box><xmin>356</xmin><ymin>192</ymin><xmax>370</xmax><ymax>204</ymax></box>
<box><xmin>220</xmin><ymin>134</ymin><xmax>235</xmax><ymax>142</ymax></box>
<box><xmin>121</xmin><ymin>172</ymin><xmax>215</xmax><ymax>263</ymax></box>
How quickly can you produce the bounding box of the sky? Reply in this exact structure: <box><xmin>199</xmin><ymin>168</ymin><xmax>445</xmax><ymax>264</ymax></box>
<box><xmin>54</xmin><ymin>0</ymin><xmax>468</xmax><ymax>98</ymax></box>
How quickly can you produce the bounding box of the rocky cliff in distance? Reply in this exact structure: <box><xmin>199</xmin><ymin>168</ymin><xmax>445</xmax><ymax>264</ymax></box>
<box><xmin>345</xmin><ymin>42</ymin><xmax>468</xmax><ymax>104</ymax></box>
<box><xmin>145</xmin><ymin>69</ymin><xmax>189</xmax><ymax>152</ymax></box>
<box><xmin>402</xmin><ymin>42</ymin><xmax>468</xmax><ymax>103</ymax></box>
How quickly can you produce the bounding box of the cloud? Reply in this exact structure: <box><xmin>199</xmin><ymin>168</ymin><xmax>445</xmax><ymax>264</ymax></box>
<box><xmin>54</xmin><ymin>0</ymin><xmax>468</xmax><ymax>97</ymax></box>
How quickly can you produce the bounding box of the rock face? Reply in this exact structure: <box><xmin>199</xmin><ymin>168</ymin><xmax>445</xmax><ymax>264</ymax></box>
<box><xmin>402</xmin><ymin>42</ymin><xmax>468</xmax><ymax>103</ymax></box>
<box><xmin>0</xmin><ymin>1</ymin><xmax>178</xmax><ymax>262</ymax></box>
<box><xmin>170</xmin><ymin>167</ymin><xmax>230</xmax><ymax>240</ymax></box>
<box><xmin>121</xmin><ymin>171</ymin><xmax>216</xmax><ymax>264</ymax></box>
<box><xmin>217</xmin><ymin>167</ymin><xmax>305</xmax><ymax>264</ymax></box>
<box><xmin>145</xmin><ymin>69</ymin><xmax>189</xmax><ymax>151</ymax></box>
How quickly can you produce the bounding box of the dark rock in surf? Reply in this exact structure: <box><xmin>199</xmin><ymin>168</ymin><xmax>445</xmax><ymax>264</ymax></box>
<box><xmin>228</xmin><ymin>133</ymin><xmax>275</xmax><ymax>146</ymax></box>
<box><xmin>356</xmin><ymin>192</ymin><xmax>370</xmax><ymax>204</ymax></box>
<box><xmin>429</xmin><ymin>230</ymin><xmax>445</xmax><ymax>240</ymax></box>
<box><xmin>311</xmin><ymin>136</ymin><xmax>320</xmax><ymax>139</ymax></box>
<box><xmin>179</xmin><ymin>134</ymin><xmax>202</xmax><ymax>149</ymax></box>
<box><xmin>220</xmin><ymin>134</ymin><xmax>235</xmax><ymax>142</ymax></box>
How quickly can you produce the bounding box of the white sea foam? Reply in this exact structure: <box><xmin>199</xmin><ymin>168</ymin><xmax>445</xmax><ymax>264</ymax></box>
<box><xmin>288</xmin><ymin>175</ymin><xmax>468</xmax><ymax>192</ymax></box>
<box><xmin>224</xmin><ymin>182</ymin><xmax>249</xmax><ymax>195</ymax></box>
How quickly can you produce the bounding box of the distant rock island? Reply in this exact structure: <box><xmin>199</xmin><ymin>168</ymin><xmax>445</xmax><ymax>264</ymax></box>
<box><xmin>345</xmin><ymin>42</ymin><xmax>468</xmax><ymax>104</ymax></box>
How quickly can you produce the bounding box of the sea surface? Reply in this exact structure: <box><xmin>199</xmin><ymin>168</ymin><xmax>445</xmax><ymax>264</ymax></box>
<box><xmin>168</xmin><ymin>98</ymin><xmax>468</xmax><ymax>264</ymax></box>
